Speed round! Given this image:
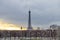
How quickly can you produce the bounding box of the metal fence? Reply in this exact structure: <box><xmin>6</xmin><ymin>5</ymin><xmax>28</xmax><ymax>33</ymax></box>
<box><xmin>0</xmin><ymin>30</ymin><xmax>59</xmax><ymax>40</ymax></box>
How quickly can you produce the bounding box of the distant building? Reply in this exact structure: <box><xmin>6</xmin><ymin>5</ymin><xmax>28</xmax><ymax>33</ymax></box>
<box><xmin>50</xmin><ymin>24</ymin><xmax>59</xmax><ymax>30</ymax></box>
<box><xmin>50</xmin><ymin>24</ymin><xmax>60</xmax><ymax>40</ymax></box>
<box><xmin>37</xmin><ymin>27</ymin><xmax>40</xmax><ymax>30</ymax></box>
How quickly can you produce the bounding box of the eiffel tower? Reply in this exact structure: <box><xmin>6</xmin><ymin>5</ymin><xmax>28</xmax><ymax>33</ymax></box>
<box><xmin>27</xmin><ymin>10</ymin><xmax>33</xmax><ymax>30</ymax></box>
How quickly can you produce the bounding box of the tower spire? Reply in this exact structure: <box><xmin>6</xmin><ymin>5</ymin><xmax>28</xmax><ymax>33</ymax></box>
<box><xmin>28</xmin><ymin>10</ymin><xmax>33</xmax><ymax>30</ymax></box>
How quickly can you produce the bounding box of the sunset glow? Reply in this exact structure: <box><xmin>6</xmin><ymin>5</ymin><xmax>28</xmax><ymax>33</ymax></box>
<box><xmin>0</xmin><ymin>21</ymin><xmax>27</xmax><ymax>30</ymax></box>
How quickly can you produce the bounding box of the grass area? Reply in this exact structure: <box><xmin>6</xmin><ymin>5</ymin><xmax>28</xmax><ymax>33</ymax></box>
<box><xmin>20</xmin><ymin>37</ymin><xmax>40</xmax><ymax>40</ymax></box>
<box><xmin>0</xmin><ymin>37</ymin><xmax>41</xmax><ymax>40</ymax></box>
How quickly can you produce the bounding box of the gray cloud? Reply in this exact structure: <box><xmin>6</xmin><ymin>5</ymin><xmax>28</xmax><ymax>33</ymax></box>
<box><xmin>0</xmin><ymin>0</ymin><xmax>60</xmax><ymax>28</ymax></box>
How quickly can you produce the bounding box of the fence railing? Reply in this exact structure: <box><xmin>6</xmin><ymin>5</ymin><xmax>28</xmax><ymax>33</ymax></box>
<box><xmin>0</xmin><ymin>30</ymin><xmax>58</xmax><ymax>40</ymax></box>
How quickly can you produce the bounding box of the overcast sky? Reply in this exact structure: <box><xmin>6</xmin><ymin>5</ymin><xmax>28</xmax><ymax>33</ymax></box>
<box><xmin>0</xmin><ymin>0</ymin><xmax>60</xmax><ymax>28</ymax></box>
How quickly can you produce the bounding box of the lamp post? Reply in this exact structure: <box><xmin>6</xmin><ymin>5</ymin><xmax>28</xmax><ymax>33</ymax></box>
<box><xmin>10</xmin><ymin>31</ymin><xmax>11</xmax><ymax>40</ymax></box>
<box><xmin>4</xmin><ymin>33</ymin><xmax>6</xmax><ymax>40</ymax></box>
<box><xmin>21</xmin><ymin>26</ymin><xmax>23</xmax><ymax>40</ymax></box>
<box><xmin>50</xmin><ymin>26</ymin><xmax>52</xmax><ymax>40</ymax></box>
